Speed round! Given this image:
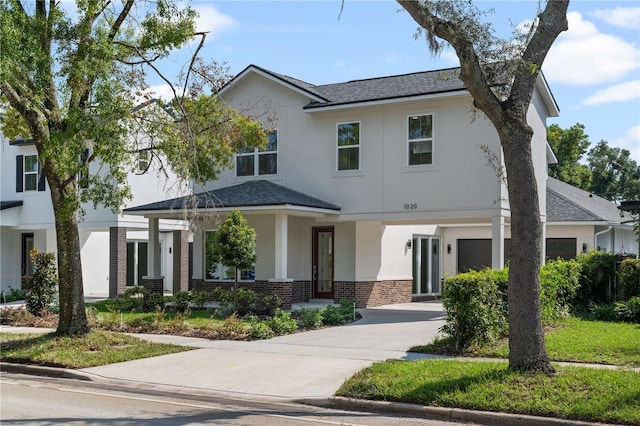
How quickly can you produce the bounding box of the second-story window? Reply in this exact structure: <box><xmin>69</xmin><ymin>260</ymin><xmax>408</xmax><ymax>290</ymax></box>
<box><xmin>236</xmin><ymin>129</ymin><xmax>278</xmax><ymax>177</ymax></box>
<box><xmin>137</xmin><ymin>150</ymin><xmax>150</xmax><ymax>172</ymax></box>
<box><xmin>23</xmin><ymin>155</ymin><xmax>39</xmax><ymax>191</ymax></box>
<box><xmin>408</xmin><ymin>114</ymin><xmax>434</xmax><ymax>166</ymax></box>
<box><xmin>337</xmin><ymin>122</ymin><xmax>360</xmax><ymax>171</ymax></box>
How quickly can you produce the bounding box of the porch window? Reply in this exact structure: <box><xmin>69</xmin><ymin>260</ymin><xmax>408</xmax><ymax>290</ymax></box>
<box><xmin>204</xmin><ymin>231</ymin><xmax>255</xmax><ymax>281</ymax></box>
<box><xmin>408</xmin><ymin>114</ymin><xmax>433</xmax><ymax>166</ymax></box>
<box><xmin>236</xmin><ymin>129</ymin><xmax>278</xmax><ymax>177</ymax></box>
<box><xmin>337</xmin><ymin>122</ymin><xmax>360</xmax><ymax>171</ymax></box>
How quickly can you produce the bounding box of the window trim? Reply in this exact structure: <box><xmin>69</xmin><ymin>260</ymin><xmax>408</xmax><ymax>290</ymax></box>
<box><xmin>406</xmin><ymin>113</ymin><xmax>435</xmax><ymax>167</ymax></box>
<box><xmin>23</xmin><ymin>154</ymin><xmax>39</xmax><ymax>192</ymax></box>
<box><xmin>336</xmin><ymin>121</ymin><xmax>361</xmax><ymax>172</ymax></box>
<box><xmin>235</xmin><ymin>129</ymin><xmax>278</xmax><ymax>177</ymax></box>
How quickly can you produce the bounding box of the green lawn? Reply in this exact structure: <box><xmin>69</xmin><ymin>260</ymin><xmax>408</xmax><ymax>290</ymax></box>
<box><xmin>337</xmin><ymin>359</ymin><xmax>640</xmax><ymax>425</ymax></box>
<box><xmin>412</xmin><ymin>317</ymin><xmax>640</xmax><ymax>367</ymax></box>
<box><xmin>0</xmin><ymin>331</ymin><xmax>192</xmax><ymax>368</ymax></box>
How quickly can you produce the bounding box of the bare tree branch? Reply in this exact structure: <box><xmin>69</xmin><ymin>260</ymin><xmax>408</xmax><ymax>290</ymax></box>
<box><xmin>182</xmin><ymin>31</ymin><xmax>208</xmax><ymax>98</ymax></box>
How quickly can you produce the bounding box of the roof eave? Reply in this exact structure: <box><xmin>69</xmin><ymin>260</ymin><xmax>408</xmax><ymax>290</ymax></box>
<box><xmin>536</xmin><ymin>72</ymin><xmax>560</xmax><ymax>118</ymax></box>
<box><xmin>219</xmin><ymin>65</ymin><xmax>328</xmax><ymax>103</ymax></box>
<box><xmin>125</xmin><ymin>204</ymin><xmax>340</xmax><ymax>218</ymax></box>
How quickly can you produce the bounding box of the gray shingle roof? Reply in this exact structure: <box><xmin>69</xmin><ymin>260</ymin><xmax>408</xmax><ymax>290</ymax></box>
<box><xmin>546</xmin><ymin>177</ymin><xmax>629</xmax><ymax>223</ymax></box>
<box><xmin>0</xmin><ymin>200</ymin><xmax>23</xmax><ymax>210</ymax></box>
<box><xmin>231</xmin><ymin>65</ymin><xmax>465</xmax><ymax>110</ymax></box>
<box><xmin>124</xmin><ymin>180</ymin><xmax>341</xmax><ymax>213</ymax></box>
<box><xmin>307</xmin><ymin>67</ymin><xmax>465</xmax><ymax>109</ymax></box>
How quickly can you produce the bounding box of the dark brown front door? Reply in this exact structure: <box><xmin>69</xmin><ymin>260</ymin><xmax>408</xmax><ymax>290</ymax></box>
<box><xmin>312</xmin><ymin>227</ymin><xmax>334</xmax><ymax>299</ymax></box>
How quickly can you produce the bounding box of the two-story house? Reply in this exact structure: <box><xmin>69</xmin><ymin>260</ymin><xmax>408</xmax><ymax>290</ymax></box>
<box><xmin>124</xmin><ymin>65</ymin><xmax>635</xmax><ymax>308</ymax></box>
<box><xmin>0</xmin><ymin>101</ymin><xmax>190</xmax><ymax>297</ymax></box>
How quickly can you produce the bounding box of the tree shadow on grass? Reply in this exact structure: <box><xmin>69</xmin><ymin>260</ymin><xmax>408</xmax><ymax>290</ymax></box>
<box><xmin>0</xmin><ymin>332</ymin><xmax>67</xmax><ymax>367</ymax></box>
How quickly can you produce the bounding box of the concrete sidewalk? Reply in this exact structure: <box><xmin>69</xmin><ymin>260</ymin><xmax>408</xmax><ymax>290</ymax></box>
<box><xmin>2</xmin><ymin>301</ymin><xmax>446</xmax><ymax>400</ymax></box>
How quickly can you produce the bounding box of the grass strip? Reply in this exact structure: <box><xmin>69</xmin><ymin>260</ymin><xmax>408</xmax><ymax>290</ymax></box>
<box><xmin>412</xmin><ymin>317</ymin><xmax>640</xmax><ymax>367</ymax></box>
<box><xmin>337</xmin><ymin>359</ymin><xmax>640</xmax><ymax>425</ymax></box>
<box><xmin>0</xmin><ymin>331</ymin><xmax>192</xmax><ymax>368</ymax></box>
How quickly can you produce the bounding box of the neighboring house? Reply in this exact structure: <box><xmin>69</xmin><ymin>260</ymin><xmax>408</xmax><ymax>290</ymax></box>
<box><xmin>0</xmin><ymin>102</ymin><xmax>190</xmax><ymax>296</ymax></box>
<box><xmin>546</xmin><ymin>177</ymin><xmax>636</xmax><ymax>257</ymax></box>
<box><xmin>125</xmin><ymin>64</ymin><xmax>562</xmax><ymax>308</ymax></box>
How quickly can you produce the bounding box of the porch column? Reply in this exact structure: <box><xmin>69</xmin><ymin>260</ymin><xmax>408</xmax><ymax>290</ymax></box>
<box><xmin>270</xmin><ymin>212</ymin><xmax>292</xmax><ymax>309</ymax></box>
<box><xmin>143</xmin><ymin>217</ymin><xmax>164</xmax><ymax>294</ymax></box>
<box><xmin>109</xmin><ymin>227</ymin><xmax>127</xmax><ymax>298</ymax></box>
<box><xmin>172</xmin><ymin>229</ymin><xmax>189</xmax><ymax>293</ymax></box>
<box><xmin>274</xmin><ymin>212</ymin><xmax>289</xmax><ymax>280</ymax></box>
<box><xmin>492</xmin><ymin>215</ymin><xmax>505</xmax><ymax>270</ymax></box>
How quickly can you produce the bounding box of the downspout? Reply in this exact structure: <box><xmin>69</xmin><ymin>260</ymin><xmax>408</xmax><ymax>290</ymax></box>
<box><xmin>594</xmin><ymin>226</ymin><xmax>612</xmax><ymax>252</ymax></box>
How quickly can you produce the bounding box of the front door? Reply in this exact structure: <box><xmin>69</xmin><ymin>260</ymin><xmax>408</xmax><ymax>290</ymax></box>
<box><xmin>312</xmin><ymin>227</ymin><xmax>334</xmax><ymax>299</ymax></box>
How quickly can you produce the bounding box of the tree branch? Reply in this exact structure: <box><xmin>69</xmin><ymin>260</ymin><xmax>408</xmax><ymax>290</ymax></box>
<box><xmin>182</xmin><ymin>31</ymin><xmax>208</xmax><ymax>98</ymax></box>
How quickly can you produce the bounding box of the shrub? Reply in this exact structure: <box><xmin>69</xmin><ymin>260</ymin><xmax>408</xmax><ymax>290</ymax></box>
<box><xmin>575</xmin><ymin>251</ymin><xmax>617</xmax><ymax>307</ymax></box>
<box><xmin>618</xmin><ymin>259</ymin><xmax>640</xmax><ymax>301</ymax></box>
<box><xmin>215</xmin><ymin>313</ymin><xmax>250</xmax><ymax>340</ymax></box>
<box><xmin>265</xmin><ymin>308</ymin><xmax>298</xmax><ymax>335</ymax></box>
<box><xmin>248</xmin><ymin>316</ymin><xmax>275</xmax><ymax>339</ymax></box>
<box><xmin>440</xmin><ymin>268</ymin><xmax>508</xmax><ymax>353</ymax></box>
<box><xmin>592</xmin><ymin>303</ymin><xmax>618</xmax><ymax>322</ymax></box>
<box><xmin>539</xmin><ymin>258</ymin><xmax>581</xmax><ymax>322</ymax></box>
<box><xmin>615</xmin><ymin>297</ymin><xmax>640</xmax><ymax>323</ymax></box>
<box><xmin>321</xmin><ymin>305</ymin><xmax>347</xmax><ymax>326</ymax></box>
<box><xmin>23</xmin><ymin>249</ymin><xmax>58</xmax><ymax>316</ymax></box>
<box><xmin>172</xmin><ymin>291</ymin><xmax>191</xmax><ymax>312</ymax></box>
<box><xmin>191</xmin><ymin>290</ymin><xmax>214</xmax><ymax>310</ymax></box>
<box><xmin>1</xmin><ymin>287</ymin><xmax>27</xmax><ymax>303</ymax></box>
<box><xmin>293</xmin><ymin>307</ymin><xmax>324</xmax><ymax>329</ymax></box>
<box><xmin>143</xmin><ymin>292</ymin><xmax>165</xmax><ymax>312</ymax></box>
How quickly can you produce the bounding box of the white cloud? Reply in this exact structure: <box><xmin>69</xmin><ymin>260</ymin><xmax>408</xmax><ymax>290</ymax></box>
<box><xmin>142</xmin><ymin>84</ymin><xmax>175</xmax><ymax>102</ymax></box>
<box><xmin>592</xmin><ymin>7</ymin><xmax>640</xmax><ymax>30</ymax></box>
<box><xmin>584</xmin><ymin>80</ymin><xmax>640</xmax><ymax>106</ymax></box>
<box><xmin>193</xmin><ymin>5</ymin><xmax>236</xmax><ymax>37</ymax></box>
<box><xmin>611</xmin><ymin>125</ymin><xmax>640</xmax><ymax>163</ymax></box>
<box><xmin>544</xmin><ymin>12</ymin><xmax>640</xmax><ymax>86</ymax></box>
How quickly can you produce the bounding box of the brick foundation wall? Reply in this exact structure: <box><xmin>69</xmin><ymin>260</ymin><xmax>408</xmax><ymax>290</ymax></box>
<box><xmin>292</xmin><ymin>280</ymin><xmax>312</xmax><ymax>303</ymax></box>
<box><xmin>336</xmin><ymin>280</ymin><xmax>413</xmax><ymax>308</ymax></box>
<box><xmin>191</xmin><ymin>279</ymin><xmax>307</xmax><ymax>309</ymax></box>
<box><xmin>269</xmin><ymin>281</ymin><xmax>292</xmax><ymax>309</ymax></box>
<box><xmin>142</xmin><ymin>277</ymin><xmax>164</xmax><ymax>294</ymax></box>
<box><xmin>109</xmin><ymin>227</ymin><xmax>127</xmax><ymax>298</ymax></box>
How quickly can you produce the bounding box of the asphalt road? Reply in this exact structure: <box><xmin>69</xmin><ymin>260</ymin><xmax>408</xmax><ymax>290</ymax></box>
<box><xmin>1</xmin><ymin>373</ymin><xmax>482</xmax><ymax>426</ymax></box>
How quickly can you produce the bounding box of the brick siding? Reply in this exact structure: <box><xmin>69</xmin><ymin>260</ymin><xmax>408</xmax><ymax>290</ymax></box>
<box><xmin>335</xmin><ymin>280</ymin><xmax>413</xmax><ymax>308</ymax></box>
<box><xmin>109</xmin><ymin>227</ymin><xmax>127</xmax><ymax>298</ymax></box>
<box><xmin>172</xmin><ymin>230</ymin><xmax>189</xmax><ymax>293</ymax></box>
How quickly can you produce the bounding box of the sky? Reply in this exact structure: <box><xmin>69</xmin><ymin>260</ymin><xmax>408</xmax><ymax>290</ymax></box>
<box><xmin>150</xmin><ymin>0</ymin><xmax>640</xmax><ymax>163</ymax></box>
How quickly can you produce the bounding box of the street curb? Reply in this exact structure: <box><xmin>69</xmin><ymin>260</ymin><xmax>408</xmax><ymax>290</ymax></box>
<box><xmin>1</xmin><ymin>362</ymin><xmax>93</xmax><ymax>381</ymax></box>
<box><xmin>298</xmin><ymin>397</ymin><xmax>620</xmax><ymax>426</ymax></box>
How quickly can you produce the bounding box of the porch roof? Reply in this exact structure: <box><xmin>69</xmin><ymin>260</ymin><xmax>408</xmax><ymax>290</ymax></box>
<box><xmin>124</xmin><ymin>180</ymin><xmax>341</xmax><ymax>216</ymax></box>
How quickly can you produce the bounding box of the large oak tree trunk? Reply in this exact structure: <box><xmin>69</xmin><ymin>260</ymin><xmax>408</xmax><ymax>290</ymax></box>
<box><xmin>501</xmin><ymin>121</ymin><xmax>554</xmax><ymax>374</ymax></box>
<box><xmin>49</xmin><ymin>182</ymin><xmax>89</xmax><ymax>336</ymax></box>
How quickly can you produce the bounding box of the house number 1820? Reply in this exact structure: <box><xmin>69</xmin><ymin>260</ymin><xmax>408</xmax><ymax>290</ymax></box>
<box><xmin>404</xmin><ymin>203</ymin><xmax>417</xmax><ymax>210</ymax></box>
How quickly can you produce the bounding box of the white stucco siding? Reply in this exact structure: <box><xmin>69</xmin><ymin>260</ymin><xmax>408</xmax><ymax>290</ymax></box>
<box><xmin>379</xmin><ymin>224</ymin><xmax>440</xmax><ymax>281</ymax></box>
<box><xmin>80</xmin><ymin>230</ymin><xmax>110</xmax><ymax>295</ymax></box>
<box><xmin>286</xmin><ymin>216</ymin><xmax>312</xmax><ymax>280</ymax></box>
<box><xmin>529</xmin><ymin>88</ymin><xmax>552</xmax><ymax>218</ymax></box>
<box><xmin>0</xmin><ymin>228</ymin><xmax>22</xmax><ymax>292</ymax></box>
<box><xmin>334</xmin><ymin>221</ymin><xmax>356</xmax><ymax>282</ymax></box>
<box><xmin>354</xmin><ymin>221</ymin><xmax>382</xmax><ymax>281</ymax></box>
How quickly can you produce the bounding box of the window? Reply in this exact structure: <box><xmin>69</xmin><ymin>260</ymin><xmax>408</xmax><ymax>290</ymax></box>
<box><xmin>23</xmin><ymin>155</ymin><xmax>39</xmax><ymax>191</ymax></box>
<box><xmin>337</xmin><ymin>122</ymin><xmax>360</xmax><ymax>171</ymax></box>
<box><xmin>236</xmin><ymin>130</ymin><xmax>278</xmax><ymax>177</ymax></box>
<box><xmin>546</xmin><ymin>238</ymin><xmax>576</xmax><ymax>261</ymax></box>
<box><xmin>408</xmin><ymin>114</ymin><xmax>433</xmax><ymax>166</ymax></box>
<box><xmin>137</xmin><ymin>151</ymin><xmax>150</xmax><ymax>172</ymax></box>
<box><xmin>204</xmin><ymin>231</ymin><xmax>255</xmax><ymax>280</ymax></box>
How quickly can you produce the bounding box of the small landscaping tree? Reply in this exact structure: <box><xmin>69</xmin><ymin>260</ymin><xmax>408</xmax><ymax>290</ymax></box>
<box><xmin>24</xmin><ymin>249</ymin><xmax>58</xmax><ymax>316</ymax></box>
<box><xmin>213</xmin><ymin>210</ymin><xmax>257</xmax><ymax>309</ymax></box>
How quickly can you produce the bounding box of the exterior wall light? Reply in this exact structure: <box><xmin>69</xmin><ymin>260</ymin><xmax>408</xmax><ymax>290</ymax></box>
<box><xmin>406</xmin><ymin>239</ymin><xmax>412</xmax><ymax>249</ymax></box>
<box><xmin>447</xmin><ymin>244</ymin><xmax>451</xmax><ymax>254</ymax></box>
<box><xmin>582</xmin><ymin>243</ymin><xmax>587</xmax><ymax>253</ymax></box>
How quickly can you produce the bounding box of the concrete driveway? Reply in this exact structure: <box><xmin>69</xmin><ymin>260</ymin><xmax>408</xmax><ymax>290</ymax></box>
<box><xmin>81</xmin><ymin>301</ymin><xmax>445</xmax><ymax>400</ymax></box>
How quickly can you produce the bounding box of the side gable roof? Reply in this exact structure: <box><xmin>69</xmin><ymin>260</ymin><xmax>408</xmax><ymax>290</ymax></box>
<box><xmin>546</xmin><ymin>177</ymin><xmax>630</xmax><ymax>223</ymax></box>
<box><xmin>219</xmin><ymin>64</ymin><xmax>559</xmax><ymax>116</ymax></box>
<box><xmin>124</xmin><ymin>180</ymin><xmax>341</xmax><ymax>214</ymax></box>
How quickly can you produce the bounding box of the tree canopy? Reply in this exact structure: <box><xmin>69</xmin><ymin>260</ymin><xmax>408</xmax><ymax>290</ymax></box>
<box><xmin>398</xmin><ymin>0</ymin><xmax>569</xmax><ymax>373</ymax></box>
<box><xmin>547</xmin><ymin>123</ymin><xmax>592</xmax><ymax>190</ymax></box>
<box><xmin>0</xmin><ymin>1</ymin><xmax>265</xmax><ymax>335</ymax></box>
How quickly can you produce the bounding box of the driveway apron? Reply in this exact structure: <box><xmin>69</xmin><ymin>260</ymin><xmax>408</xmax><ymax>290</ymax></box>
<box><xmin>81</xmin><ymin>301</ymin><xmax>445</xmax><ymax>399</ymax></box>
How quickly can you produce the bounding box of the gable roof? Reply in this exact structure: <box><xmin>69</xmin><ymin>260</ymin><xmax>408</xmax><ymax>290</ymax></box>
<box><xmin>124</xmin><ymin>180</ymin><xmax>341</xmax><ymax>214</ymax></box>
<box><xmin>546</xmin><ymin>177</ymin><xmax>630</xmax><ymax>223</ymax></box>
<box><xmin>219</xmin><ymin>64</ymin><xmax>559</xmax><ymax>116</ymax></box>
